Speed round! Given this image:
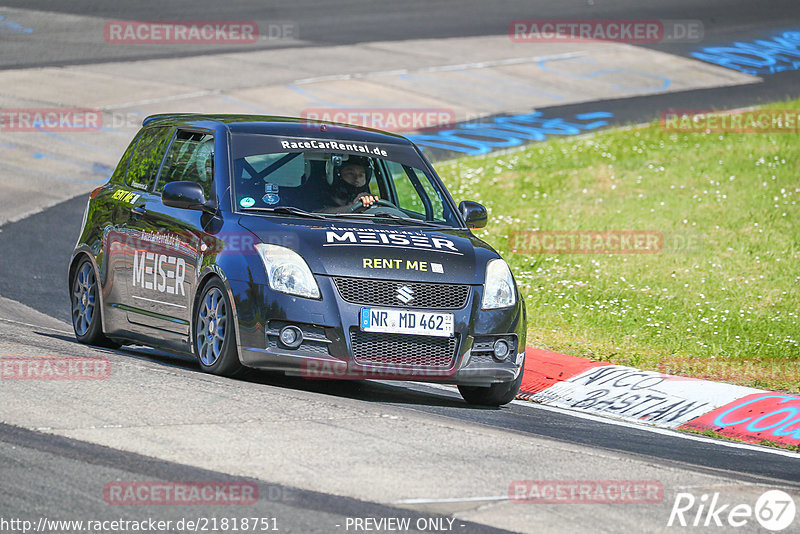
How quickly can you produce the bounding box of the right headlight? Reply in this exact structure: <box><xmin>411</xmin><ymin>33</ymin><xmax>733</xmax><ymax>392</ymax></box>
<box><xmin>481</xmin><ymin>258</ymin><xmax>516</xmax><ymax>309</ymax></box>
<box><xmin>254</xmin><ymin>244</ymin><xmax>320</xmax><ymax>299</ymax></box>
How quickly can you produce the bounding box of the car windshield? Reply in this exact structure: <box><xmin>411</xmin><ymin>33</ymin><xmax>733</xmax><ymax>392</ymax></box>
<box><xmin>229</xmin><ymin>134</ymin><xmax>459</xmax><ymax>227</ymax></box>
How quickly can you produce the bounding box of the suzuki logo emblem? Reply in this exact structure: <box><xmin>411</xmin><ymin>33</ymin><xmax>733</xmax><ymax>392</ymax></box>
<box><xmin>396</xmin><ymin>285</ymin><xmax>414</xmax><ymax>304</ymax></box>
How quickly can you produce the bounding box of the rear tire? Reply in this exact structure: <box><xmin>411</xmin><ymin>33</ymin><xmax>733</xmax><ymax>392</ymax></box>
<box><xmin>70</xmin><ymin>258</ymin><xmax>119</xmax><ymax>348</ymax></box>
<box><xmin>458</xmin><ymin>354</ymin><xmax>524</xmax><ymax>406</ymax></box>
<box><xmin>194</xmin><ymin>278</ymin><xmax>244</xmax><ymax>377</ymax></box>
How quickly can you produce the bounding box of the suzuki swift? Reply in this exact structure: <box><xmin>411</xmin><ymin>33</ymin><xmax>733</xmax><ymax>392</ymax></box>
<box><xmin>69</xmin><ymin>114</ymin><xmax>526</xmax><ymax>405</ymax></box>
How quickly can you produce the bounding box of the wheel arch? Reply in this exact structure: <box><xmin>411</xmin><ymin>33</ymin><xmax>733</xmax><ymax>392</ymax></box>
<box><xmin>68</xmin><ymin>250</ymin><xmax>109</xmax><ymax>334</ymax></box>
<box><xmin>192</xmin><ymin>266</ymin><xmax>246</xmax><ymax>366</ymax></box>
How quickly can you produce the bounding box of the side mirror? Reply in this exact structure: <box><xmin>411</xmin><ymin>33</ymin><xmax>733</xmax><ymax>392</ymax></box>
<box><xmin>162</xmin><ymin>181</ymin><xmax>213</xmax><ymax>212</ymax></box>
<box><xmin>459</xmin><ymin>200</ymin><xmax>487</xmax><ymax>229</ymax></box>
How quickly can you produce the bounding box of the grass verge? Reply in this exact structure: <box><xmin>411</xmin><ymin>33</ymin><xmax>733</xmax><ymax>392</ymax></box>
<box><xmin>436</xmin><ymin>100</ymin><xmax>800</xmax><ymax>393</ymax></box>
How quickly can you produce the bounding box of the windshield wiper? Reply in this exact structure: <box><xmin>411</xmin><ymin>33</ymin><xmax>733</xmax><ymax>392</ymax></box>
<box><xmin>240</xmin><ymin>206</ymin><xmax>329</xmax><ymax>219</ymax></box>
<box><xmin>329</xmin><ymin>212</ymin><xmax>446</xmax><ymax>228</ymax></box>
<box><xmin>242</xmin><ymin>207</ymin><xmax>448</xmax><ymax>227</ymax></box>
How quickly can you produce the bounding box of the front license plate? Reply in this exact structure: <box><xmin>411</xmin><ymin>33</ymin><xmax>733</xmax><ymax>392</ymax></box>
<box><xmin>360</xmin><ymin>308</ymin><xmax>454</xmax><ymax>338</ymax></box>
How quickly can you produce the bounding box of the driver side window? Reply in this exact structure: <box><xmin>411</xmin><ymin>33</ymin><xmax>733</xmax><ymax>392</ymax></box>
<box><xmin>156</xmin><ymin>130</ymin><xmax>214</xmax><ymax>198</ymax></box>
<box><xmin>383</xmin><ymin>161</ymin><xmax>444</xmax><ymax>221</ymax></box>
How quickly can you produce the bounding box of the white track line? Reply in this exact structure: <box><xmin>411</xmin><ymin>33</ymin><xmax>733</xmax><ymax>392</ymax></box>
<box><xmin>293</xmin><ymin>52</ymin><xmax>586</xmax><ymax>84</ymax></box>
<box><xmin>415</xmin><ymin>382</ymin><xmax>800</xmax><ymax>459</ymax></box>
<box><xmin>97</xmin><ymin>89</ymin><xmax>222</xmax><ymax>111</ymax></box>
<box><xmin>395</xmin><ymin>495</ymin><xmax>508</xmax><ymax>505</ymax></box>
<box><xmin>0</xmin><ymin>316</ymin><xmax>72</xmax><ymax>335</ymax></box>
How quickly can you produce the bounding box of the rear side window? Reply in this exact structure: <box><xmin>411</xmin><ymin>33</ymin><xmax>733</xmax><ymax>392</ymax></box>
<box><xmin>125</xmin><ymin>126</ymin><xmax>172</xmax><ymax>191</ymax></box>
<box><xmin>157</xmin><ymin>130</ymin><xmax>214</xmax><ymax>198</ymax></box>
<box><xmin>111</xmin><ymin>130</ymin><xmax>143</xmax><ymax>184</ymax></box>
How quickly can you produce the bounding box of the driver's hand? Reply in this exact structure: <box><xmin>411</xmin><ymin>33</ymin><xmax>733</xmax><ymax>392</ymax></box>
<box><xmin>356</xmin><ymin>193</ymin><xmax>380</xmax><ymax>208</ymax></box>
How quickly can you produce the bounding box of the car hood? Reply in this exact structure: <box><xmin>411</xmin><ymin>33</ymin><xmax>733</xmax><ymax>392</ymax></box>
<box><xmin>237</xmin><ymin>217</ymin><xmax>498</xmax><ymax>284</ymax></box>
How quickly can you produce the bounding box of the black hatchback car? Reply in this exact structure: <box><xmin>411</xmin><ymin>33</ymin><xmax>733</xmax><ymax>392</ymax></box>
<box><xmin>69</xmin><ymin>114</ymin><xmax>526</xmax><ymax>405</ymax></box>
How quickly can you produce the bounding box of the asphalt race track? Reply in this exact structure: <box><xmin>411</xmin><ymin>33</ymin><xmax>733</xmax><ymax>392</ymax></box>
<box><xmin>1</xmin><ymin>2</ymin><xmax>799</xmax><ymax>533</ymax></box>
<box><xmin>1</xmin><ymin>0</ymin><xmax>798</xmax><ymax>67</ymax></box>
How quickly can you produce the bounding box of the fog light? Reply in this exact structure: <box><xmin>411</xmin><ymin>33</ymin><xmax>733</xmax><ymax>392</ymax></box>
<box><xmin>279</xmin><ymin>326</ymin><xmax>303</xmax><ymax>348</ymax></box>
<box><xmin>493</xmin><ymin>339</ymin><xmax>510</xmax><ymax>361</ymax></box>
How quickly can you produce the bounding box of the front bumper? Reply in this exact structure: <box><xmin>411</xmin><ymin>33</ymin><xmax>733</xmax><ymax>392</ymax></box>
<box><xmin>231</xmin><ymin>275</ymin><xmax>526</xmax><ymax>386</ymax></box>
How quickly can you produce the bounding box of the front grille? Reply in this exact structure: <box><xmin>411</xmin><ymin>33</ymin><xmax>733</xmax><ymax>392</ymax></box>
<box><xmin>267</xmin><ymin>336</ymin><xmax>329</xmax><ymax>356</ymax></box>
<box><xmin>468</xmin><ymin>353</ymin><xmax>496</xmax><ymax>366</ymax></box>
<box><xmin>334</xmin><ymin>277</ymin><xmax>470</xmax><ymax>309</ymax></box>
<box><xmin>350</xmin><ymin>329</ymin><xmax>458</xmax><ymax>368</ymax></box>
<box><xmin>472</xmin><ymin>339</ymin><xmax>496</xmax><ymax>352</ymax></box>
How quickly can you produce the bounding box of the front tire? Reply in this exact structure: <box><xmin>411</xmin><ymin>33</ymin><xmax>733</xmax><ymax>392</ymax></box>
<box><xmin>70</xmin><ymin>258</ymin><xmax>118</xmax><ymax>348</ymax></box>
<box><xmin>194</xmin><ymin>279</ymin><xmax>244</xmax><ymax>377</ymax></box>
<box><xmin>458</xmin><ymin>355</ymin><xmax>525</xmax><ymax>406</ymax></box>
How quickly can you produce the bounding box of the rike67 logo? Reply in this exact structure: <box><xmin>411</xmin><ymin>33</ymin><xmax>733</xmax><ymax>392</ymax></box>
<box><xmin>668</xmin><ymin>489</ymin><xmax>796</xmax><ymax>531</ymax></box>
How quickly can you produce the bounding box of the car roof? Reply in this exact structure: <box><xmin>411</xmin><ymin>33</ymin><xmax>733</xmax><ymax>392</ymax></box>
<box><xmin>141</xmin><ymin>113</ymin><xmax>414</xmax><ymax>146</ymax></box>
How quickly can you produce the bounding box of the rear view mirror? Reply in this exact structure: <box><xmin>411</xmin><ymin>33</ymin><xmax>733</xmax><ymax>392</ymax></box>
<box><xmin>162</xmin><ymin>181</ymin><xmax>213</xmax><ymax>212</ymax></box>
<box><xmin>459</xmin><ymin>200</ymin><xmax>488</xmax><ymax>229</ymax></box>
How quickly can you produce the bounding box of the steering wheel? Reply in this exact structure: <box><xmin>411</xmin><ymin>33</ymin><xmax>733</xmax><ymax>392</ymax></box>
<box><xmin>348</xmin><ymin>198</ymin><xmax>398</xmax><ymax>214</ymax></box>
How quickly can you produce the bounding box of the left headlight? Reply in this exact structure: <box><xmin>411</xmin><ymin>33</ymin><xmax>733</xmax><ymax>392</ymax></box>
<box><xmin>481</xmin><ymin>258</ymin><xmax>516</xmax><ymax>309</ymax></box>
<box><xmin>254</xmin><ymin>244</ymin><xmax>320</xmax><ymax>299</ymax></box>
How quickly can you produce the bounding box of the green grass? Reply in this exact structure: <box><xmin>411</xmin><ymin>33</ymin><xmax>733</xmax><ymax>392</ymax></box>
<box><xmin>436</xmin><ymin>100</ymin><xmax>800</xmax><ymax>393</ymax></box>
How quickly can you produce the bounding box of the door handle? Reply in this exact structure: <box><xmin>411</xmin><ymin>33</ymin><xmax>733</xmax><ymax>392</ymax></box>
<box><xmin>131</xmin><ymin>206</ymin><xmax>147</xmax><ymax>219</ymax></box>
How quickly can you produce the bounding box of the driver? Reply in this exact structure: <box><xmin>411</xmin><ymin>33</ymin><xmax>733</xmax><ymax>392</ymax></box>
<box><xmin>319</xmin><ymin>156</ymin><xmax>380</xmax><ymax>213</ymax></box>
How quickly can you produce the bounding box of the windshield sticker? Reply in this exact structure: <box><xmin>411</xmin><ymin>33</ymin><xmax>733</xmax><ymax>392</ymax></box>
<box><xmin>279</xmin><ymin>139</ymin><xmax>388</xmax><ymax>157</ymax></box>
<box><xmin>262</xmin><ymin>183</ymin><xmax>280</xmax><ymax>205</ymax></box>
<box><xmin>325</xmin><ymin>229</ymin><xmax>461</xmax><ymax>255</ymax></box>
<box><xmin>239</xmin><ymin>196</ymin><xmax>255</xmax><ymax>208</ymax></box>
